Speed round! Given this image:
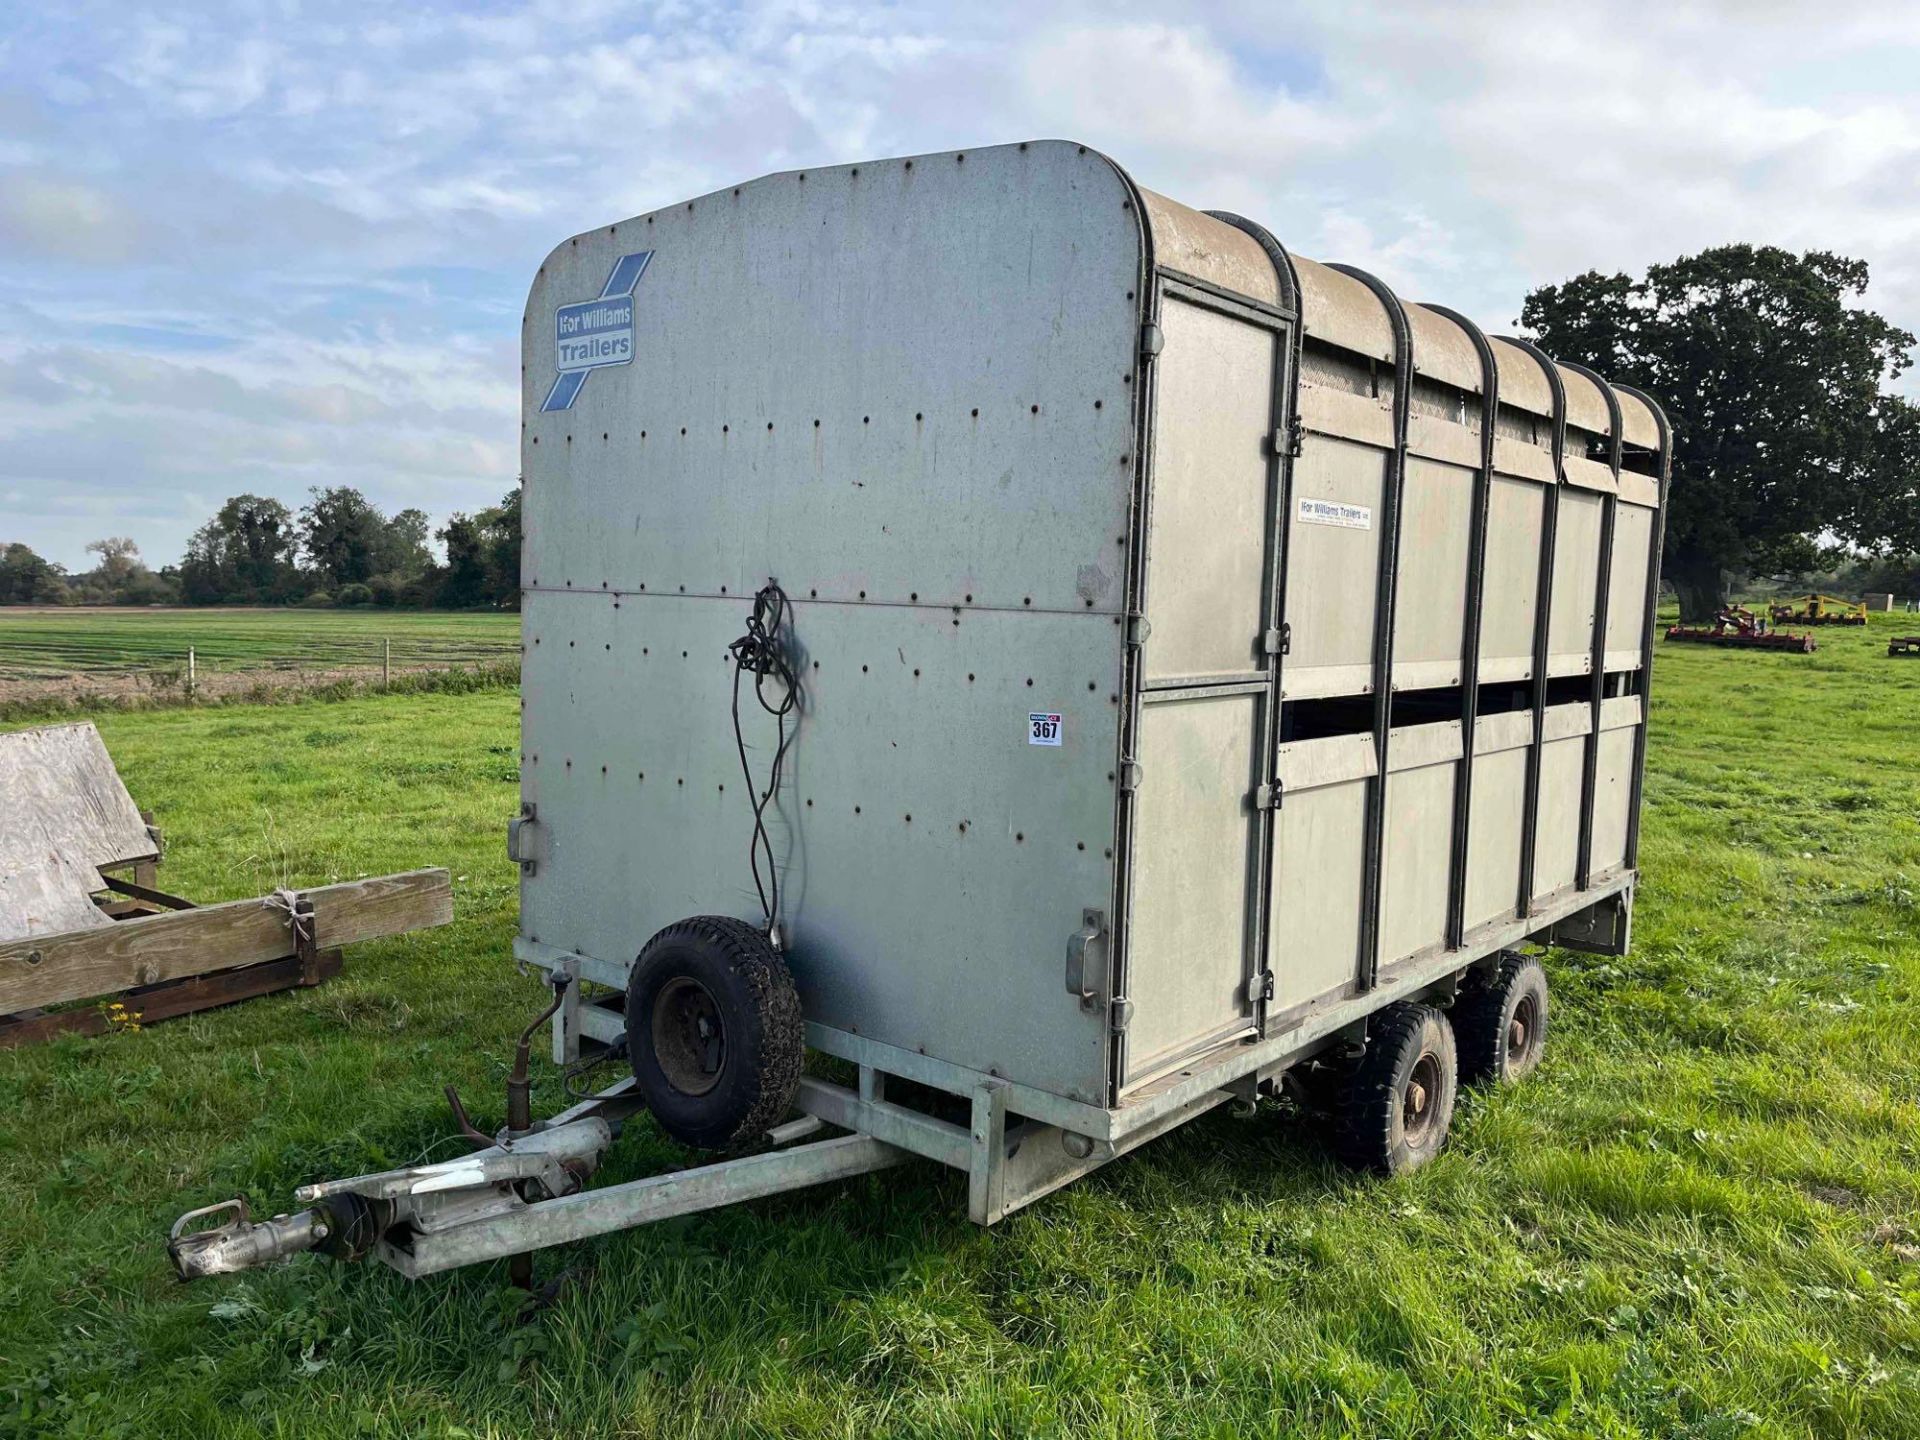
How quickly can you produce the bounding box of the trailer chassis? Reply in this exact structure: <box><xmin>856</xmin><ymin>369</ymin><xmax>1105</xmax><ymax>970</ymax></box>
<box><xmin>168</xmin><ymin>877</ymin><xmax>1631</xmax><ymax>1284</ymax></box>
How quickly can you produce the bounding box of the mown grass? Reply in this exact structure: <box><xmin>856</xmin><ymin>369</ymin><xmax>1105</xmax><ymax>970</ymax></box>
<box><xmin>0</xmin><ymin>607</ymin><xmax>520</xmax><ymax>680</ymax></box>
<box><xmin>2</xmin><ymin>621</ymin><xmax>1919</xmax><ymax>1437</ymax></box>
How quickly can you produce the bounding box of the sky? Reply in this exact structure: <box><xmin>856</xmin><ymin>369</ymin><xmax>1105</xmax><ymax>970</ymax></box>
<box><xmin>2</xmin><ymin>0</ymin><xmax>1917</xmax><ymax>572</ymax></box>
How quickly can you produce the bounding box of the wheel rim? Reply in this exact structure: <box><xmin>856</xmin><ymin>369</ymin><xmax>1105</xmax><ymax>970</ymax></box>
<box><xmin>1402</xmin><ymin>1052</ymin><xmax>1442</xmax><ymax>1144</ymax></box>
<box><xmin>651</xmin><ymin>975</ymin><xmax>726</xmax><ymax>1096</ymax></box>
<box><xmin>1508</xmin><ymin>993</ymin><xmax>1539</xmax><ymax>1066</ymax></box>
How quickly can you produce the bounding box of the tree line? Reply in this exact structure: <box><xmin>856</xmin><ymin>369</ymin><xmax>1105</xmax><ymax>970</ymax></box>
<box><xmin>1523</xmin><ymin>244</ymin><xmax>1918</xmax><ymax>619</ymax></box>
<box><xmin>0</xmin><ymin>486</ymin><xmax>521</xmax><ymax>609</ymax></box>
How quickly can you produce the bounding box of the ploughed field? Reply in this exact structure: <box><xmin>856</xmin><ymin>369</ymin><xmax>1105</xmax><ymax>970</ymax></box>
<box><xmin>0</xmin><ymin>606</ymin><xmax>520</xmax><ymax>708</ymax></box>
<box><xmin>1</xmin><ymin>618</ymin><xmax>1918</xmax><ymax>1437</ymax></box>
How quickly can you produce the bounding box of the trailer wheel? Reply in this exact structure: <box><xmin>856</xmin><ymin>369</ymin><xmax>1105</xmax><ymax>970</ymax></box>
<box><xmin>626</xmin><ymin>916</ymin><xmax>804</xmax><ymax>1150</ymax></box>
<box><xmin>1331</xmin><ymin>1003</ymin><xmax>1457</xmax><ymax>1176</ymax></box>
<box><xmin>1454</xmin><ymin>952</ymin><xmax>1547</xmax><ymax>1085</ymax></box>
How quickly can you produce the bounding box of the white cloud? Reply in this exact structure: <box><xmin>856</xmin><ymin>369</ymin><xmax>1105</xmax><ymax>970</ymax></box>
<box><xmin>0</xmin><ymin>0</ymin><xmax>1915</xmax><ymax>568</ymax></box>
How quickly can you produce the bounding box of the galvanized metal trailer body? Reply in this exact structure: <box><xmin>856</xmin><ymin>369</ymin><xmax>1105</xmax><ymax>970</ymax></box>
<box><xmin>166</xmin><ymin>141</ymin><xmax>1673</xmax><ymax>1283</ymax></box>
<box><xmin>498</xmin><ymin>140</ymin><xmax>1670</xmax><ymax>1228</ymax></box>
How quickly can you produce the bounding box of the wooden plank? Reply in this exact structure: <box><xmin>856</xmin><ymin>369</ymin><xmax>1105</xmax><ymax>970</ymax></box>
<box><xmin>0</xmin><ymin>869</ymin><xmax>450</xmax><ymax>1014</ymax></box>
<box><xmin>1</xmin><ymin>722</ymin><xmax>159</xmax><ymax>944</ymax></box>
<box><xmin>0</xmin><ymin>950</ymin><xmax>344</xmax><ymax>1048</ymax></box>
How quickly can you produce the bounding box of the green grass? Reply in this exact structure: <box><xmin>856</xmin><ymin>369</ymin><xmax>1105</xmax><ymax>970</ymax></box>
<box><xmin>3</xmin><ymin>623</ymin><xmax>1920</xmax><ymax>1436</ymax></box>
<box><xmin>0</xmin><ymin>607</ymin><xmax>520</xmax><ymax>680</ymax></box>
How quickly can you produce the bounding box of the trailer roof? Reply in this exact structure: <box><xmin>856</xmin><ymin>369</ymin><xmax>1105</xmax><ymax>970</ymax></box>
<box><xmin>1132</xmin><ymin>174</ymin><xmax>1660</xmax><ymax>445</ymax></box>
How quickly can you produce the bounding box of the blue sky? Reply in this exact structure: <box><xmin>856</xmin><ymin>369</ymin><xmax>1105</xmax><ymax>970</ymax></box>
<box><xmin>2</xmin><ymin>0</ymin><xmax>1917</xmax><ymax>571</ymax></box>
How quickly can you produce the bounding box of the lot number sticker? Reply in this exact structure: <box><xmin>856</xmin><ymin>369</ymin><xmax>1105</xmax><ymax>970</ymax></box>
<box><xmin>1028</xmin><ymin>712</ymin><xmax>1063</xmax><ymax>746</ymax></box>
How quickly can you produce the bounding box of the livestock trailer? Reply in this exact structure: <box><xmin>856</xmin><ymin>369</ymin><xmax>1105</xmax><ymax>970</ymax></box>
<box><xmin>170</xmin><ymin>141</ymin><xmax>1670</xmax><ymax>1283</ymax></box>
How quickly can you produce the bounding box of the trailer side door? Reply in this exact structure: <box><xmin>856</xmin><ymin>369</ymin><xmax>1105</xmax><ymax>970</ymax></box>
<box><xmin>1118</xmin><ymin>283</ymin><xmax>1290</xmax><ymax>1089</ymax></box>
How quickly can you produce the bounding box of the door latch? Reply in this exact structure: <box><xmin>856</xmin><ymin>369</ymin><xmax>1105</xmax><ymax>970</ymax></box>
<box><xmin>506</xmin><ymin>804</ymin><xmax>540</xmax><ymax>875</ymax></box>
<box><xmin>1065</xmin><ymin>908</ymin><xmax>1109</xmax><ymax>1013</ymax></box>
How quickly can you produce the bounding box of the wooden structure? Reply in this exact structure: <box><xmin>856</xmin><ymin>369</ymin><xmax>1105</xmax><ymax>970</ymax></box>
<box><xmin>0</xmin><ymin>722</ymin><xmax>452</xmax><ymax>1045</ymax></box>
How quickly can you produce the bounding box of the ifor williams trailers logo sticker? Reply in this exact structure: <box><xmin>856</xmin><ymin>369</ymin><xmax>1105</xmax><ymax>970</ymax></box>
<box><xmin>541</xmin><ymin>250</ymin><xmax>652</xmax><ymax>412</ymax></box>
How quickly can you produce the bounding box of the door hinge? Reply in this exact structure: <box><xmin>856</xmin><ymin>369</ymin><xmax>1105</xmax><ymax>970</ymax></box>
<box><xmin>1139</xmin><ymin>322</ymin><xmax>1164</xmax><ymax>360</ymax></box>
<box><xmin>1251</xmin><ymin>970</ymin><xmax>1275</xmax><ymax>1004</ymax></box>
<box><xmin>1109</xmin><ymin>996</ymin><xmax>1134</xmax><ymax>1033</ymax></box>
<box><xmin>1262</xmin><ymin>623</ymin><xmax>1290</xmax><ymax>657</ymax></box>
<box><xmin>1119</xmin><ymin>760</ymin><xmax>1144</xmax><ymax>793</ymax></box>
<box><xmin>1287</xmin><ymin>415</ymin><xmax>1304</xmax><ymax>457</ymax></box>
<box><xmin>1253</xmin><ymin>782</ymin><xmax>1284</xmax><ymax>811</ymax></box>
<box><xmin>1127</xmin><ymin>614</ymin><xmax>1152</xmax><ymax>646</ymax></box>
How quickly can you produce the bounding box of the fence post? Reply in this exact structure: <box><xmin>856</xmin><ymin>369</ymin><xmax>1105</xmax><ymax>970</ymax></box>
<box><xmin>187</xmin><ymin>647</ymin><xmax>196</xmax><ymax>699</ymax></box>
<box><xmin>383</xmin><ymin>638</ymin><xmax>391</xmax><ymax>688</ymax></box>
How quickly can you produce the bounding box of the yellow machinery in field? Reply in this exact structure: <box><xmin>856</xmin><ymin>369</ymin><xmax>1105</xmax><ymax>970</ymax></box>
<box><xmin>1769</xmin><ymin>594</ymin><xmax>1868</xmax><ymax>626</ymax></box>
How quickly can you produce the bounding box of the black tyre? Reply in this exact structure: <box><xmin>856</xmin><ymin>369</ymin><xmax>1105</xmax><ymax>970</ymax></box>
<box><xmin>1331</xmin><ymin>1003</ymin><xmax>1457</xmax><ymax>1176</ymax></box>
<box><xmin>626</xmin><ymin>916</ymin><xmax>804</xmax><ymax>1150</ymax></box>
<box><xmin>1454</xmin><ymin>952</ymin><xmax>1548</xmax><ymax>1086</ymax></box>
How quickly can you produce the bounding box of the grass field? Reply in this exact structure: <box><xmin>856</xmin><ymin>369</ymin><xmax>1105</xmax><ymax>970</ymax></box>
<box><xmin>3</xmin><ymin>621</ymin><xmax>1920</xmax><ymax>1437</ymax></box>
<box><xmin>0</xmin><ymin>607</ymin><xmax>520</xmax><ymax>708</ymax></box>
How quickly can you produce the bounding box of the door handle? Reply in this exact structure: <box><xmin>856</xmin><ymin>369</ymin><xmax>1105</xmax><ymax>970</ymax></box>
<box><xmin>1065</xmin><ymin>908</ymin><xmax>1107</xmax><ymax>1012</ymax></box>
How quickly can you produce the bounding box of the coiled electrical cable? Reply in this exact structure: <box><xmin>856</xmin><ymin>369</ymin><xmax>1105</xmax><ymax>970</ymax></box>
<box><xmin>727</xmin><ymin>581</ymin><xmax>799</xmax><ymax>945</ymax></box>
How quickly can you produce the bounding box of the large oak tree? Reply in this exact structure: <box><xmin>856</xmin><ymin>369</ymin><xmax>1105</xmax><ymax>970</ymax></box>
<box><xmin>1521</xmin><ymin>246</ymin><xmax>1914</xmax><ymax>619</ymax></box>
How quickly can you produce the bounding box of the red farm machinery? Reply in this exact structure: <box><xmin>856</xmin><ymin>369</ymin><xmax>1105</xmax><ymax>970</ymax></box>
<box><xmin>1665</xmin><ymin>606</ymin><xmax>1816</xmax><ymax>654</ymax></box>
